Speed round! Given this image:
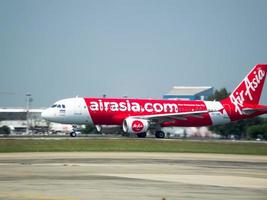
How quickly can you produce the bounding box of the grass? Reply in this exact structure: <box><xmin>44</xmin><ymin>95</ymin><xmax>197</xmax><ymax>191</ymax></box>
<box><xmin>0</xmin><ymin>138</ymin><xmax>266</xmax><ymax>155</ymax></box>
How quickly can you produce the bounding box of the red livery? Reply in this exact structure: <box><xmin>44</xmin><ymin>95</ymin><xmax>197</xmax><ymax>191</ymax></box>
<box><xmin>42</xmin><ymin>64</ymin><xmax>267</xmax><ymax>138</ymax></box>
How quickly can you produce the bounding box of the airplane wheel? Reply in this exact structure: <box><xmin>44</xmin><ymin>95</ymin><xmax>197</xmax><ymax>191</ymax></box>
<box><xmin>70</xmin><ymin>132</ymin><xmax>77</xmax><ymax>137</ymax></box>
<box><xmin>137</xmin><ymin>132</ymin><xmax>147</xmax><ymax>138</ymax></box>
<box><xmin>155</xmin><ymin>131</ymin><xmax>165</xmax><ymax>138</ymax></box>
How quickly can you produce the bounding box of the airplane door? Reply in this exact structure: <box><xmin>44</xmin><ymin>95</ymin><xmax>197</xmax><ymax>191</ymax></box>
<box><xmin>205</xmin><ymin>101</ymin><xmax>231</xmax><ymax>125</ymax></box>
<box><xmin>73</xmin><ymin>98</ymin><xmax>91</xmax><ymax>124</ymax></box>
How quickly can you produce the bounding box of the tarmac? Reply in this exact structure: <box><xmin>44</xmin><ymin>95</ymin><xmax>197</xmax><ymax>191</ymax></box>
<box><xmin>0</xmin><ymin>152</ymin><xmax>266</xmax><ymax>200</ymax></box>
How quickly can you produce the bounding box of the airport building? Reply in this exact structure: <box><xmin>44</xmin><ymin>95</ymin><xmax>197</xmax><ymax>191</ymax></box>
<box><xmin>0</xmin><ymin>108</ymin><xmax>45</xmax><ymax>134</ymax></box>
<box><xmin>163</xmin><ymin>86</ymin><xmax>213</xmax><ymax>100</ymax></box>
<box><xmin>0</xmin><ymin>108</ymin><xmax>73</xmax><ymax>135</ymax></box>
<box><xmin>0</xmin><ymin>108</ymin><xmax>44</xmax><ymax>121</ymax></box>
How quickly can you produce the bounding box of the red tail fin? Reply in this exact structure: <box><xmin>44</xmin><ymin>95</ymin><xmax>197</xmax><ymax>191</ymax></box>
<box><xmin>230</xmin><ymin>64</ymin><xmax>267</xmax><ymax>104</ymax></box>
<box><xmin>222</xmin><ymin>64</ymin><xmax>267</xmax><ymax>115</ymax></box>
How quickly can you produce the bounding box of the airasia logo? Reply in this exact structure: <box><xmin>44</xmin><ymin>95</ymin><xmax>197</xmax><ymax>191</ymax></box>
<box><xmin>132</xmin><ymin>120</ymin><xmax>144</xmax><ymax>132</ymax></box>
<box><xmin>230</xmin><ymin>68</ymin><xmax>265</xmax><ymax>115</ymax></box>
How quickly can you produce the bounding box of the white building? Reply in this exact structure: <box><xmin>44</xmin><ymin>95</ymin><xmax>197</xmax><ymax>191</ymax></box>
<box><xmin>0</xmin><ymin>108</ymin><xmax>72</xmax><ymax>135</ymax></box>
<box><xmin>163</xmin><ymin>86</ymin><xmax>213</xmax><ymax>100</ymax></box>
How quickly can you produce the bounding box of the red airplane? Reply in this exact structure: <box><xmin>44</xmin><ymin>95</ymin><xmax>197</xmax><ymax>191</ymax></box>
<box><xmin>42</xmin><ymin>64</ymin><xmax>267</xmax><ymax>138</ymax></box>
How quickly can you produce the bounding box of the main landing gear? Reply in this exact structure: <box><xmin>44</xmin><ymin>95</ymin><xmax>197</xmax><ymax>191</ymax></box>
<box><xmin>155</xmin><ymin>131</ymin><xmax>165</xmax><ymax>138</ymax></box>
<box><xmin>136</xmin><ymin>132</ymin><xmax>147</xmax><ymax>138</ymax></box>
<box><xmin>136</xmin><ymin>131</ymin><xmax>165</xmax><ymax>138</ymax></box>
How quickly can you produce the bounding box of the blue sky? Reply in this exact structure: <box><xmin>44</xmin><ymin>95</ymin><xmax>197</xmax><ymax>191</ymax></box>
<box><xmin>0</xmin><ymin>0</ymin><xmax>267</xmax><ymax>107</ymax></box>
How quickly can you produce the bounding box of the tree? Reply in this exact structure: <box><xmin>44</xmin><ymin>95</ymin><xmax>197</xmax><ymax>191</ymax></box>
<box><xmin>81</xmin><ymin>125</ymin><xmax>95</xmax><ymax>134</ymax></box>
<box><xmin>208</xmin><ymin>88</ymin><xmax>230</xmax><ymax>101</ymax></box>
<box><xmin>246</xmin><ymin>121</ymin><xmax>267</xmax><ymax>140</ymax></box>
<box><xmin>0</xmin><ymin>126</ymin><xmax>11</xmax><ymax>136</ymax></box>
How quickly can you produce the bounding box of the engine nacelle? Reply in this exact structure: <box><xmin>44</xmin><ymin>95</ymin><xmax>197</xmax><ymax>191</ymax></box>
<box><xmin>122</xmin><ymin>118</ymin><xmax>150</xmax><ymax>134</ymax></box>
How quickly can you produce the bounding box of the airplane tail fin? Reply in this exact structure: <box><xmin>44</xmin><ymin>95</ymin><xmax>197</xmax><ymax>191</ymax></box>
<box><xmin>228</xmin><ymin>64</ymin><xmax>267</xmax><ymax>105</ymax></box>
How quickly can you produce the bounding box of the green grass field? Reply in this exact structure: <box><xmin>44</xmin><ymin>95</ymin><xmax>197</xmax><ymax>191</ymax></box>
<box><xmin>0</xmin><ymin>139</ymin><xmax>266</xmax><ymax>155</ymax></box>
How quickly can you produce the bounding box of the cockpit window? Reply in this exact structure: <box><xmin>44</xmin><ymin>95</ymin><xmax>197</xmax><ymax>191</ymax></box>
<box><xmin>51</xmin><ymin>104</ymin><xmax>65</xmax><ymax>108</ymax></box>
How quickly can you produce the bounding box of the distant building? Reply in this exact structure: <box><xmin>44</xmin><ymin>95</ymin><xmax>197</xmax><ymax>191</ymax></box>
<box><xmin>163</xmin><ymin>86</ymin><xmax>213</xmax><ymax>100</ymax></box>
<box><xmin>0</xmin><ymin>108</ymin><xmax>73</xmax><ymax>135</ymax></box>
<box><xmin>0</xmin><ymin>108</ymin><xmax>44</xmax><ymax>121</ymax></box>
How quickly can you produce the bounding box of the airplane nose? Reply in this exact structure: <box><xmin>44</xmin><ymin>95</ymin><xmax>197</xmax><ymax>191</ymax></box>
<box><xmin>41</xmin><ymin>109</ymin><xmax>50</xmax><ymax>120</ymax></box>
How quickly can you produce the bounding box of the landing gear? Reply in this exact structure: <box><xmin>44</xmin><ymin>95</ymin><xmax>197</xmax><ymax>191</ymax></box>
<box><xmin>155</xmin><ymin>131</ymin><xmax>165</xmax><ymax>138</ymax></box>
<box><xmin>70</xmin><ymin>125</ymin><xmax>80</xmax><ymax>137</ymax></box>
<box><xmin>70</xmin><ymin>131</ymin><xmax>77</xmax><ymax>137</ymax></box>
<box><xmin>137</xmin><ymin>132</ymin><xmax>147</xmax><ymax>138</ymax></box>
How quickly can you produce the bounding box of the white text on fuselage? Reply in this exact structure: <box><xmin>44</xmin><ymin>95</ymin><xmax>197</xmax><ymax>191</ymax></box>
<box><xmin>89</xmin><ymin>100</ymin><xmax>179</xmax><ymax>113</ymax></box>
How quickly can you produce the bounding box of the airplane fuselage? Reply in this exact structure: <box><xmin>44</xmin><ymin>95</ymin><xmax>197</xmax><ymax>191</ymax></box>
<box><xmin>42</xmin><ymin>97</ymin><xmax>262</xmax><ymax>127</ymax></box>
<box><xmin>41</xmin><ymin>64</ymin><xmax>267</xmax><ymax>138</ymax></box>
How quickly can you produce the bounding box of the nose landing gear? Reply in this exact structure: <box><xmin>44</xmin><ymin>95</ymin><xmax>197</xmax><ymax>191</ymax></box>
<box><xmin>70</xmin><ymin>125</ymin><xmax>80</xmax><ymax>137</ymax></box>
<box><xmin>70</xmin><ymin>132</ymin><xmax>77</xmax><ymax>137</ymax></box>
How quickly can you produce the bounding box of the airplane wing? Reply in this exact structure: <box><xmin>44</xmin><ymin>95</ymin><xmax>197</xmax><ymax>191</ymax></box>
<box><xmin>131</xmin><ymin>110</ymin><xmax>208</xmax><ymax>124</ymax></box>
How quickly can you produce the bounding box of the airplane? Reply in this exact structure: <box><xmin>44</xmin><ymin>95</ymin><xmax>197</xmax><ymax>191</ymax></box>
<box><xmin>41</xmin><ymin>64</ymin><xmax>267</xmax><ymax>138</ymax></box>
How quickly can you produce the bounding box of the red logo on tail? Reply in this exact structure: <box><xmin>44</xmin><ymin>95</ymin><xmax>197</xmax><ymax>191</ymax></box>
<box><xmin>229</xmin><ymin>64</ymin><xmax>267</xmax><ymax>115</ymax></box>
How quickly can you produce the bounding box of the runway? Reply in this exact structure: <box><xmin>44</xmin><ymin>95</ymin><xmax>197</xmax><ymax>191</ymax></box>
<box><xmin>0</xmin><ymin>153</ymin><xmax>266</xmax><ymax>200</ymax></box>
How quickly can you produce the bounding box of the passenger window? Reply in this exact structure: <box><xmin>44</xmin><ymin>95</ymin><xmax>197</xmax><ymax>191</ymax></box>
<box><xmin>57</xmin><ymin>105</ymin><xmax>61</xmax><ymax>108</ymax></box>
<box><xmin>62</xmin><ymin>104</ymin><xmax>65</xmax><ymax>108</ymax></box>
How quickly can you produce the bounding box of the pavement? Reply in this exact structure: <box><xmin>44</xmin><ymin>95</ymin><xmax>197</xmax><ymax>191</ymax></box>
<box><xmin>0</xmin><ymin>152</ymin><xmax>266</xmax><ymax>200</ymax></box>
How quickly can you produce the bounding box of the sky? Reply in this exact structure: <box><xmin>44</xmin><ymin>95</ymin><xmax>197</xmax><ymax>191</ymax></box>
<box><xmin>0</xmin><ymin>0</ymin><xmax>267</xmax><ymax>107</ymax></box>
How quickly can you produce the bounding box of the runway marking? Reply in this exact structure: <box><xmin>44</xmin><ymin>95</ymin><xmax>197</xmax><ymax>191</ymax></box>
<box><xmin>99</xmin><ymin>174</ymin><xmax>267</xmax><ymax>189</ymax></box>
<box><xmin>0</xmin><ymin>192</ymin><xmax>79</xmax><ymax>200</ymax></box>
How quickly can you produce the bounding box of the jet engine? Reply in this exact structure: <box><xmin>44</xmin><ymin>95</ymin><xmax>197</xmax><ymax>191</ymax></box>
<box><xmin>122</xmin><ymin>118</ymin><xmax>150</xmax><ymax>134</ymax></box>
